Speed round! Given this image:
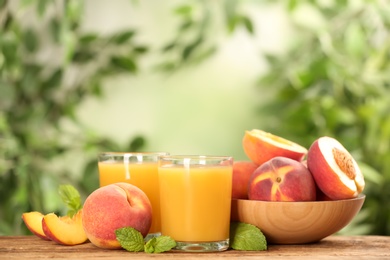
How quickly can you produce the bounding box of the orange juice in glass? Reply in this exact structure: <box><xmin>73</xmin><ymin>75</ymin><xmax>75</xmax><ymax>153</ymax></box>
<box><xmin>158</xmin><ymin>155</ymin><xmax>233</xmax><ymax>252</ymax></box>
<box><xmin>98</xmin><ymin>152</ymin><xmax>168</xmax><ymax>238</ymax></box>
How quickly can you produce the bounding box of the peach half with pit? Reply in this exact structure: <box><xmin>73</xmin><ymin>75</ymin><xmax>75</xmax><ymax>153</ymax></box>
<box><xmin>307</xmin><ymin>136</ymin><xmax>365</xmax><ymax>200</ymax></box>
<box><xmin>42</xmin><ymin>210</ymin><xmax>88</xmax><ymax>245</ymax></box>
<box><xmin>242</xmin><ymin>129</ymin><xmax>308</xmax><ymax>166</ymax></box>
<box><xmin>248</xmin><ymin>156</ymin><xmax>316</xmax><ymax>201</ymax></box>
<box><xmin>232</xmin><ymin>161</ymin><xmax>258</xmax><ymax>199</ymax></box>
<box><xmin>22</xmin><ymin>211</ymin><xmax>50</xmax><ymax>240</ymax></box>
<box><xmin>82</xmin><ymin>182</ymin><xmax>152</xmax><ymax>249</ymax></box>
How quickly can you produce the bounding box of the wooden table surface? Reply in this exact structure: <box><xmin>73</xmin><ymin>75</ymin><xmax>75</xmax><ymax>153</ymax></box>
<box><xmin>1</xmin><ymin>235</ymin><xmax>389</xmax><ymax>259</ymax></box>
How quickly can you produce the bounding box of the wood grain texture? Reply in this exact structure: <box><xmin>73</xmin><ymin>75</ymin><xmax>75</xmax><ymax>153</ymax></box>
<box><xmin>231</xmin><ymin>195</ymin><xmax>365</xmax><ymax>244</ymax></box>
<box><xmin>1</xmin><ymin>235</ymin><xmax>389</xmax><ymax>259</ymax></box>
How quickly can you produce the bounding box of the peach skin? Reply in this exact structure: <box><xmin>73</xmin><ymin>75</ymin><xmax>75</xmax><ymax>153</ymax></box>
<box><xmin>248</xmin><ymin>156</ymin><xmax>316</xmax><ymax>201</ymax></box>
<box><xmin>82</xmin><ymin>182</ymin><xmax>152</xmax><ymax>249</ymax></box>
<box><xmin>307</xmin><ymin>136</ymin><xmax>365</xmax><ymax>200</ymax></box>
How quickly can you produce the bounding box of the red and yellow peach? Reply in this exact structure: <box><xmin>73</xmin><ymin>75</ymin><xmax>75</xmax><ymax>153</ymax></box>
<box><xmin>82</xmin><ymin>182</ymin><xmax>152</xmax><ymax>249</ymax></box>
<box><xmin>248</xmin><ymin>156</ymin><xmax>316</xmax><ymax>201</ymax></box>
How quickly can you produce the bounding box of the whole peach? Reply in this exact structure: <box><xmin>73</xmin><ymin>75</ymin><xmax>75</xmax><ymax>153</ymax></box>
<box><xmin>232</xmin><ymin>161</ymin><xmax>258</xmax><ymax>199</ymax></box>
<box><xmin>248</xmin><ymin>156</ymin><xmax>316</xmax><ymax>201</ymax></box>
<box><xmin>82</xmin><ymin>182</ymin><xmax>152</xmax><ymax>249</ymax></box>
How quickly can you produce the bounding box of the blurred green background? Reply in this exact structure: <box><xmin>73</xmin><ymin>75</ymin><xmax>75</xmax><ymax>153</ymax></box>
<box><xmin>1</xmin><ymin>0</ymin><xmax>389</xmax><ymax>236</ymax></box>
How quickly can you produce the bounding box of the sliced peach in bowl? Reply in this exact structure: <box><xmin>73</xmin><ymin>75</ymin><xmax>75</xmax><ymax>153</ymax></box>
<box><xmin>42</xmin><ymin>210</ymin><xmax>88</xmax><ymax>245</ymax></box>
<box><xmin>22</xmin><ymin>211</ymin><xmax>50</xmax><ymax>240</ymax></box>
<box><xmin>307</xmin><ymin>136</ymin><xmax>365</xmax><ymax>200</ymax></box>
<box><xmin>243</xmin><ymin>129</ymin><xmax>308</xmax><ymax>166</ymax></box>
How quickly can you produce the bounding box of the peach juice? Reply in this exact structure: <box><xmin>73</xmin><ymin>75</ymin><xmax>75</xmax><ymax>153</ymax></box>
<box><xmin>98</xmin><ymin>152</ymin><xmax>168</xmax><ymax>235</ymax></box>
<box><xmin>158</xmin><ymin>155</ymin><xmax>233</xmax><ymax>252</ymax></box>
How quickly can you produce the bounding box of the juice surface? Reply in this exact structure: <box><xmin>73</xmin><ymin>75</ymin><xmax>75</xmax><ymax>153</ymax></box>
<box><xmin>98</xmin><ymin>162</ymin><xmax>161</xmax><ymax>234</ymax></box>
<box><xmin>159</xmin><ymin>165</ymin><xmax>232</xmax><ymax>242</ymax></box>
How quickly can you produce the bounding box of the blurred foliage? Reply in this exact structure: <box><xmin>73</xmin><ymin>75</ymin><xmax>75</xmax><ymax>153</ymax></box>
<box><xmin>162</xmin><ymin>0</ymin><xmax>390</xmax><ymax>235</ymax></box>
<box><xmin>0</xmin><ymin>0</ymin><xmax>146</xmax><ymax>235</ymax></box>
<box><xmin>255</xmin><ymin>0</ymin><xmax>390</xmax><ymax>235</ymax></box>
<box><xmin>1</xmin><ymin>0</ymin><xmax>389</xmax><ymax>237</ymax></box>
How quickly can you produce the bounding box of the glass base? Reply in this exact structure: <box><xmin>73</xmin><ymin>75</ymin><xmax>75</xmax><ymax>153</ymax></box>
<box><xmin>174</xmin><ymin>239</ymin><xmax>229</xmax><ymax>252</ymax></box>
<box><xmin>145</xmin><ymin>232</ymin><xmax>161</xmax><ymax>242</ymax></box>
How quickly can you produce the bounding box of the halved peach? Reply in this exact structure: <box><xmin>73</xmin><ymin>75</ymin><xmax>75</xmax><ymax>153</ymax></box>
<box><xmin>243</xmin><ymin>129</ymin><xmax>308</xmax><ymax>166</ymax></box>
<box><xmin>307</xmin><ymin>136</ymin><xmax>365</xmax><ymax>200</ymax></box>
<box><xmin>42</xmin><ymin>210</ymin><xmax>88</xmax><ymax>245</ymax></box>
<box><xmin>21</xmin><ymin>211</ymin><xmax>50</xmax><ymax>240</ymax></box>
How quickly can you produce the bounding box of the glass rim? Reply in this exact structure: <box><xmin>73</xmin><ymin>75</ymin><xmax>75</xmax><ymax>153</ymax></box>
<box><xmin>158</xmin><ymin>155</ymin><xmax>233</xmax><ymax>160</ymax></box>
<box><xmin>99</xmin><ymin>152</ymin><xmax>169</xmax><ymax>156</ymax></box>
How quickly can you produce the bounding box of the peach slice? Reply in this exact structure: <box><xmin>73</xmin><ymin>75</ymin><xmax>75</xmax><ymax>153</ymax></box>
<box><xmin>243</xmin><ymin>129</ymin><xmax>308</xmax><ymax>166</ymax></box>
<box><xmin>307</xmin><ymin>136</ymin><xmax>365</xmax><ymax>200</ymax></box>
<box><xmin>42</xmin><ymin>210</ymin><xmax>88</xmax><ymax>245</ymax></box>
<box><xmin>232</xmin><ymin>161</ymin><xmax>258</xmax><ymax>199</ymax></box>
<box><xmin>248</xmin><ymin>156</ymin><xmax>316</xmax><ymax>201</ymax></box>
<box><xmin>82</xmin><ymin>182</ymin><xmax>152</xmax><ymax>249</ymax></box>
<box><xmin>22</xmin><ymin>211</ymin><xmax>50</xmax><ymax>240</ymax></box>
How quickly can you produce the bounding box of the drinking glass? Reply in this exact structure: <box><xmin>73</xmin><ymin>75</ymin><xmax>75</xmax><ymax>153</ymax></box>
<box><xmin>158</xmin><ymin>155</ymin><xmax>233</xmax><ymax>252</ymax></box>
<box><xmin>98</xmin><ymin>152</ymin><xmax>169</xmax><ymax>238</ymax></box>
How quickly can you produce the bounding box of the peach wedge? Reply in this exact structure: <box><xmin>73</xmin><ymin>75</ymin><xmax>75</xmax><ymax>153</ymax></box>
<box><xmin>42</xmin><ymin>210</ymin><xmax>88</xmax><ymax>245</ymax></box>
<box><xmin>22</xmin><ymin>211</ymin><xmax>50</xmax><ymax>240</ymax></box>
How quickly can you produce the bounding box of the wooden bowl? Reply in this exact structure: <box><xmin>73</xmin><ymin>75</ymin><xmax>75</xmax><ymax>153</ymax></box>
<box><xmin>231</xmin><ymin>194</ymin><xmax>365</xmax><ymax>244</ymax></box>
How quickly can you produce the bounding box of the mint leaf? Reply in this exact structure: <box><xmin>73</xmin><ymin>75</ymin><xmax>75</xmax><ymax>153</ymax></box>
<box><xmin>145</xmin><ymin>236</ymin><xmax>176</xmax><ymax>253</ymax></box>
<box><xmin>115</xmin><ymin>227</ymin><xmax>145</xmax><ymax>252</ymax></box>
<box><xmin>230</xmin><ymin>222</ymin><xmax>267</xmax><ymax>251</ymax></box>
<box><xmin>58</xmin><ymin>184</ymin><xmax>82</xmax><ymax>217</ymax></box>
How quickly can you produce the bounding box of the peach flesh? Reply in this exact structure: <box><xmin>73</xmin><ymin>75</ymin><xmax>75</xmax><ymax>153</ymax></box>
<box><xmin>243</xmin><ymin>129</ymin><xmax>307</xmax><ymax>166</ymax></box>
<box><xmin>42</xmin><ymin>210</ymin><xmax>88</xmax><ymax>245</ymax></box>
<box><xmin>307</xmin><ymin>136</ymin><xmax>365</xmax><ymax>200</ymax></box>
<box><xmin>21</xmin><ymin>211</ymin><xmax>50</xmax><ymax>240</ymax></box>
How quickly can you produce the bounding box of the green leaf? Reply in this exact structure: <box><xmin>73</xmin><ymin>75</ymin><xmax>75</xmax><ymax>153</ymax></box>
<box><xmin>230</xmin><ymin>222</ymin><xmax>267</xmax><ymax>251</ymax></box>
<box><xmin>110</xmin><ymin>56</ymin><xmax>137</xmax><ymax>72</ymax></box>
<box><xmin>23</xmin><ymin>28</ymin><xmax>39</xmax><ymax>52</ymax></box>
<box><xmin>37</xmin><ymin>0</ymin><xmax>51</xmax><ymax>17</ymax></box>
<box><xmin>145</xmin><ymin>236</ymin><xmax>176</xmax><ymax>253</ymax></box>
<box><xmin>182</xmin><ymin>35</ymin><xmax>203</xmax><ymax>61</ymax></box>
<box><xmin>79</xmin><ymin>33</ymin><xmax>99</xmax><ymax>45</ymax></box>
<box><xmin>174</xmin><ymin>5</ymin><xmax>192</xmax><ymax>16</ymax></box>
<box><xmin>110</xmin><ymin>30</ymin><xmax>135</xmax><ymax>45</ymax></box>
<box><xmin>128</xmin><ymin>136</ymin><xmax>145</xmax><ymax>151</ymax></box>
<box><xmin>72</xmin><ymin>49</ymin><xmax>96</xmax><ymax>63</ymax></box>
<box><xmin>115</xmin><ymin>227</ymin><xmax>145</xmax><ymax>252</ymax></box>
<box><xmin>58</xmin><ymin>184</ymin><xmax>82</xmax><ymax>217</ymax></box>
<box><xmin>241</xmin><ymin>16</ymin><xmax>254</xmax><ymax>34</ymax></box>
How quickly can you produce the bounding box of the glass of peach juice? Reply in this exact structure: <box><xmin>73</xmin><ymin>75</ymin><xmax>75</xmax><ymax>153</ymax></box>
<box><xmin>158</xmin><ymin>155</ymin><xmax>233</xmax><ymax>252</ymax></box>
<box><xmin>98</xmin><ymin>152</ymin><xmax>169</xmax><ymax>238</ymax></box>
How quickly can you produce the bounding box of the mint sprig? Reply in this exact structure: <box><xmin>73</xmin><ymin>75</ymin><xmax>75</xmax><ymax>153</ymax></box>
<box><xmin>145</xmin><ymin>236</ymin><xmax>176</xmax><ymax>253</ymax></box>
<box><xmin>58</xmin><ymin>184</ymin><xmax>82</xmax><ymax>217</ymax></box>
<box><xmin>115</xmin><ymin>227</ymin><xmax>145</xmax><ymax>252</ymax></box>
<box><xmin>230</xmin><ymin>222</ymin><xmax>267</xmax><ymax>251</ymax></box>
<box><xmin>116</xmin><ymin>227</ymin><xmax>176</xmax><ymax>253</ymax></box>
